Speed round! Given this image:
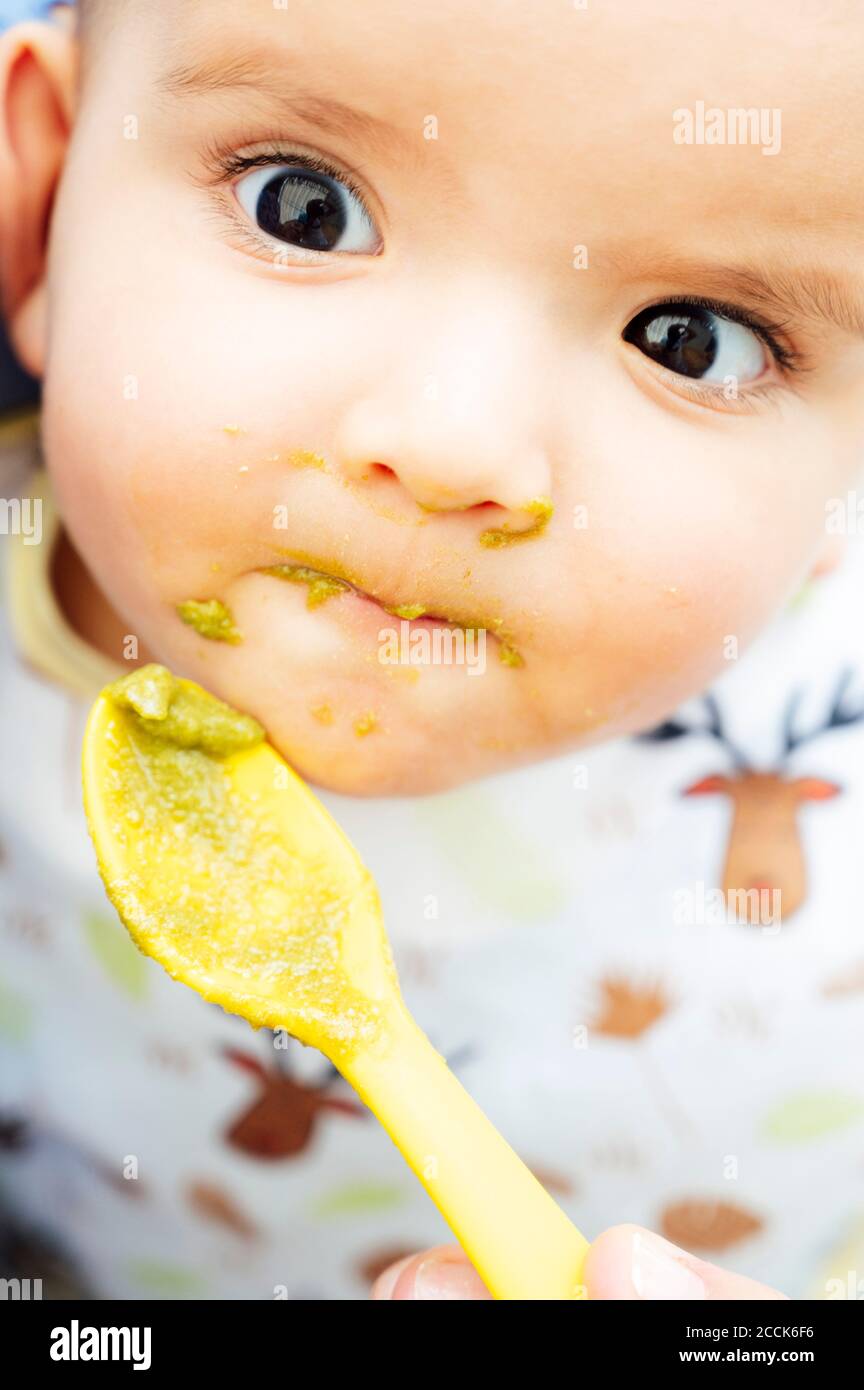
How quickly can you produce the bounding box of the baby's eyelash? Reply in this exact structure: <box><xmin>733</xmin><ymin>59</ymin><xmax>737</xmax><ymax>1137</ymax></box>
<box><xmin>200</xmin><ymin>140</ymin><xmax>373</xmax><ymax>221</ymax></box>
<box><xmin>660</xmin><ymin>294</ymin><xmax>805</xmax><ymax>374</ymax></box>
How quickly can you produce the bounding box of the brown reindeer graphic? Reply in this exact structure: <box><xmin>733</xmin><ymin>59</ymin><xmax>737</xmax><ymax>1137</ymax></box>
<box><xmin>222</xmin><ymin>1039</ymin><xmax>474</xmax><ymax>1159</ymax></box>
<box><xmin>641</xmin><ymin>671</ymin><xmax>864</xmax><ymax>924</ymax></box>
<box><xmin>222</xmin><ymin>1047</ymin><xmax>366</xmax><ymax>1159</ymax></box>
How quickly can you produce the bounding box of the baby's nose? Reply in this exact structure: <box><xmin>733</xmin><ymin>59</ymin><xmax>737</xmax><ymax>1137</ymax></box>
<box><xmin>331</xmin><ymin>289</ymin><xmax>553</xmax><ymax>518</ymax></box>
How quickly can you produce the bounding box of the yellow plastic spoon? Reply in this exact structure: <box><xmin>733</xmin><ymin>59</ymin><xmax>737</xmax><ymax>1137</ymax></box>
<box><xmin>82</xmin><ymin>664</ymin><xmax>589</xmax><ymax>1300</ymax></box>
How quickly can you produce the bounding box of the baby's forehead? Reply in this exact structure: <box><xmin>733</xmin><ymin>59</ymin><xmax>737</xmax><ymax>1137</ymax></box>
<box><xmin>133</xmin><ymin>0</ymin><xmax>864</xmax><ymax>161</ymax></box>
<box><xmin>91</xmin><ymin>0</ymin><xmax>864</xmax><ymax>291</ymax></box>
<box><xmin>102</xmin><ymin>0</ymin><xmax>864</xmax><ymax>107</ymax></box>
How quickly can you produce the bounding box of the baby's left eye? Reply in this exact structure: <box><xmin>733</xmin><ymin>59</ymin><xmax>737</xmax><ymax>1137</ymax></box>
<box><xmin>235</xmin><ymin>162</ymin><xmax>380</xmax><ymax>255</ymax></box>
<box><xmin>623</xmin><ymin>302</ymin><xmax>767</xmax><ymax>384</ymax></box>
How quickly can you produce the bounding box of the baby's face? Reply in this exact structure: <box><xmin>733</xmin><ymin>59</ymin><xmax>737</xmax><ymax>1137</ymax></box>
<box><xmin>41</xmin><ymin>0</ymin><xmax>864</xmax><ymax>792</ymax></box>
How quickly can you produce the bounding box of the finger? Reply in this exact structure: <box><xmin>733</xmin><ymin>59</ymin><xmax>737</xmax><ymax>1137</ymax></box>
<box><xmin>371</xmin><ymin>1243</ymin><xmax>493</xmax><ymax>1300</ymax></box>
<box><xmin>584</xmin><ymin>1224</ymin><xmax>788</xmax><ymax>1301</ymax></box>
<box><xmin>371</xmin><ymin>1254</ymin><xmax>416</xmax><ymax>1300</ymax></box>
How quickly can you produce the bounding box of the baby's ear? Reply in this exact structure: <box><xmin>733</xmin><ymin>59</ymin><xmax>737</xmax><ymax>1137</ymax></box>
<box><xmin>0</xmin><ymin>21</ymin><xmax>77</xmax><ymax>377</ymax></box>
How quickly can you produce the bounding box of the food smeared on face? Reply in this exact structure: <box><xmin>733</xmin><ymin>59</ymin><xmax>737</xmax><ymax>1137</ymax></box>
<box><xmin>353</xmin><ymin>712</ymin><xmax>379</xmax><ymax>737</ymax></box>
<box><xmin>466</xmin><ymin>614</ymin><xmax>523</xmax><ymax>668</ymax></box>
<box><xmin>479</xmin><ymin>497</ymin><xmax>554</xmax><ymax>549</ymax></box>
<box><xmin>498</xmin><ymin>642</ymin><xmax>524</xmax><ymax>669</ymax></box>
<box><xmin>265</xmin><ymin>563</ymin><xmax>352</xmax><ymax>608</ymax></box>
<box><xmin>287</xmin><ymin>449</ymin><xmax>328</xmax><ymax>470</ymax></box>
<box><xmin>262</xmin><ymin>556</ymin><xmax>524</xmax><ymax>667</ymax></box>
<box><xmin>383</xmin><ymin>602</ymin><xmax>427</xmax><ymax>620</ymax></box>
<box><xmin>177</xmin><ymin>598</ymin><xmax>243</xmax><ymax>644</ymax></box>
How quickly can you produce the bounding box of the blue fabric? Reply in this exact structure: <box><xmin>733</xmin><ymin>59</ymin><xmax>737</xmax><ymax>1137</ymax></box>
<box><xmin>0</xmin><ymin>1</ymin><xmax>67</xmax><ymax>27</ymax></box>
<box><xmin>0</xmin><ymin>327</ymin><xmax>38</xmax><ymax>414</ymax></box>
<box><xmin>0</xmin><ymin>0</ymin><xmax>55</xmax><ymax>405</ymax></box>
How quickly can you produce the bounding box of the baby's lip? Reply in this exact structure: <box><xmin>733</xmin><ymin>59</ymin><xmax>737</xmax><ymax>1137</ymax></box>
<box><xmin>262</xmin><ymin>556</ymin><xmax>477</xmax><ymax>628</ymax></box>
<box><xmin>259</xmin><ymin>554</ymin><xmax>523</xmax><ymax>666</ymax></box>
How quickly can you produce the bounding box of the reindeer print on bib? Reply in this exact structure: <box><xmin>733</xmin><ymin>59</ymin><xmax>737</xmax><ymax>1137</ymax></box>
<box><xmin>639</xmin><ymin>670</ymin><xmax>864</xmax><ymax>925</ymax></box>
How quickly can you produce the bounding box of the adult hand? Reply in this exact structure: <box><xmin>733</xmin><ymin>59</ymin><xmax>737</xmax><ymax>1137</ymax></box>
<box><xmin>371</xmin><ymin>1225</ymin><xmax>789</xmax><ymax>1300</ymax></box>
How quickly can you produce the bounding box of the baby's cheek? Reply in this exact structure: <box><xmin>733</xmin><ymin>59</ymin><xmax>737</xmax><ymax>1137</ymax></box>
<box><xmin>128</xmin><ymin>454</ymin><xmax>254</xmax><ymax>591</ymax></box>
<box><xmin>530</xmin><ymin>510</ymin><xmax>806</xmax><ymax>740</ymax></box>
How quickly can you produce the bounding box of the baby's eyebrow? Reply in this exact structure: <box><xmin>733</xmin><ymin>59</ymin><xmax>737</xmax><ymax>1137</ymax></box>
<box><xmin>157</xmin><ymin>49</ymin><xmax>410</xmax><ymax>160</ymax></box>
<box><xmin>613</xmin><ymin>252</ymin><xmax>864</xmax><ymax>340</ymax></box>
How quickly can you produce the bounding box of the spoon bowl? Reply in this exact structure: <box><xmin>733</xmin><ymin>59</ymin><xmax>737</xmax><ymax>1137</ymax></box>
<box><xmin>83</xmin><ymin>676</ymin><xmax>397</xmax><ymax>1062</ymax></box>
<box><xmin>82</xmin><ymin>665</ymin><xmax>590</xmax><ymax>1298</ymax></box>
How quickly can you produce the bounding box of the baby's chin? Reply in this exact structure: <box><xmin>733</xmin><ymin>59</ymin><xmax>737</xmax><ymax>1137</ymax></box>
<box><xmin>141</xmin><ymin>639</ymin><xmax>535</xmax><ymax>797</ymax></box>
<box><xmin>123</xmin><ymin>577</ymin><xmax>551</xmax><ymax>795</ymax></box>
<box><xmin>216</xmin><ymin>685</ymin><xmax>532</xmax><ymax>798</ymax></box>
<box><xmin>267</xmin><ymin>719</ymin><xmax>486</xmax><ymax>797</ymax></box>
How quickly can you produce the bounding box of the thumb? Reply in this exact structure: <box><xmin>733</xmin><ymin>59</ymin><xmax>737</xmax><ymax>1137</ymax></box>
<box><xmin>584</xmin><ymin>1224</ymin><xmax>788</xmax><ymax>1300</ymax></box>
<box><xmin>371</xmin><ymin>1244</ymin><xmax>492</xmax><ymax>1300</ymax></box>
<box><xmin>371</xmin><ymin>1226</ymin><xmax>789</xmax><ymax>1300</ymax></box>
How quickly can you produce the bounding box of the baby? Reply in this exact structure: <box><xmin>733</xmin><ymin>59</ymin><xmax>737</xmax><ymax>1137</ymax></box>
<box><xmin>1</xmin><ymin>0</ymin><xmax>863</xmax><ymax>1300</ymax></box>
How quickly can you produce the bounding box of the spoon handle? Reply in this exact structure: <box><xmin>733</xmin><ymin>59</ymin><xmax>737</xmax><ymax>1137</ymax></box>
<box><xmin>341</xmin><ymin>1009</ymin><xmax>590</xmax><ymax>1300</ymax></box>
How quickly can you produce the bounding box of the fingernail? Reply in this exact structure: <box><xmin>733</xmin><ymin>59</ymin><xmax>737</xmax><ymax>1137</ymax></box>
<box><xmin>631</xmin><ymin>1231</ymin><xmax>706</xmax><ymax>1300</ymax></box>
<box><xmin>372</xmin><ymin>1256</ymin><xmax>414</xmax><ymax>1300</ymax></box>
<box><xmin>413</xmin><ymin>1254</ymin><xmax>492</xmax><ymax>1300</ymax></box>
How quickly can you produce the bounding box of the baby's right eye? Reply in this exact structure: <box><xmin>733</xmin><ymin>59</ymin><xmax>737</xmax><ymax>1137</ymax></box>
<box><xmin>235</xmin><ymin>159</ymin><xmax>381</xmax><ymax>256</ymax></box>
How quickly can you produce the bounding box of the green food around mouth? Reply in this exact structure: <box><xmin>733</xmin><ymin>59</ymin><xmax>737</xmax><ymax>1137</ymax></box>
<box><xmin>266</xmin><ymin>554</ymin><xmax>525</xmax><ymax>667</ymax></box>
<box><xmin>382</xmin><ymin>602</ymin><xmax>427</xmax><ymax>620</ymax></box>
<box><xmin>177</xmin><ymin>598</ymin><xmax>243</xmax><ymax>644</ymax></box>
<box><xmin>468</xmin><ymin>614</ymin><xmax>524</xmax><ymax>668</ymax></box>
<box><xmin>267</xmin><ymin>559</ymin><xmax>421</xmax><ymax>616</ymax></box>
<box><xmin>264</xmin><ymin>563</ymin><xmax>352</xmax><ymax>608</ymax></box>
<box><xmin>287</xmin><ymin>449</ymin><xmax>327</xmax><ymax>470</ymax></box>
<box><xmin>479</xmin><ymin>496</ymin><xmax>554</xmax><ymax>549</ymax></box>
<box><xmin>498</xmin><ymin>643</ymin><xmax>524</xmax><ymax>668</ymax></box>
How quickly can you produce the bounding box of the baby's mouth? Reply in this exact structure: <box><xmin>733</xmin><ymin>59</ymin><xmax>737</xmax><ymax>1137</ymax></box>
<box><xmin>260</xmin><ymin>557</ymin><xmax>523</xmax><ymax>667</ymax></box>
<box><xmin>263</xmin><ymin>560</ymin><xmax>428</xmax><ymax>619</ymax></box>
<box><xmin>263</xmin><ymin>557</ymin><xmax>474</xmax><ymax>628</ymax></box>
